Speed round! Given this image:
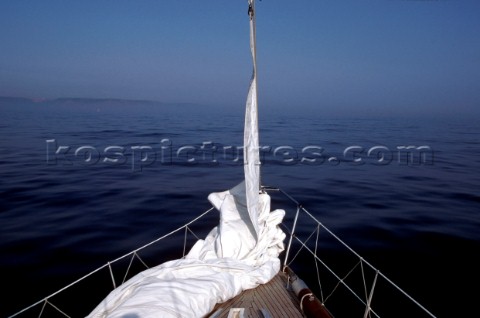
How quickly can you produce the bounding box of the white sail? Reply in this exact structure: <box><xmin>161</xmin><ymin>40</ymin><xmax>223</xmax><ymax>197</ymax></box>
<box><xmin>244</xmin><ymin>0</ymin><xmax>261</xmax><ymax>240</ymax></box>
<box><xmin>86</xmin><ymin>2</ymin><xmax>286</xmax><ymax>317</ymax></box>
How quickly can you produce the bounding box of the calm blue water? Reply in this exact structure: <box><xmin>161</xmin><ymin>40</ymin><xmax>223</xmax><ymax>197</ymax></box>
<box><xmin>1</xmin><ymin>100</ymin><xmax>479</xmax><ymax>317</ymax></box>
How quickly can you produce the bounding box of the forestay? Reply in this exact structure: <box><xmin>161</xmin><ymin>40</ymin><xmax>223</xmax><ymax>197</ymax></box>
<box><xmin>244</xmin><ymin>0</ymin><xmax>261</xmax><ymax>240</ymax></box>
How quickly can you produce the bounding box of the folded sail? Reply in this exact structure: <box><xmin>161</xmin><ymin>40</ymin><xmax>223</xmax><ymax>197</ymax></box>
<box><xmin>87</xmin><ymin>182</ymin><xmax>285</xmax><ymax>318</ymax></box>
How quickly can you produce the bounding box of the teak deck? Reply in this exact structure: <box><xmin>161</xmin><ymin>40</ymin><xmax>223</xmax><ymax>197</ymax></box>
<box><xmin>207</xmin><ymin>271</ymin><xmax>304</xmax><ymax>318</ymax></box>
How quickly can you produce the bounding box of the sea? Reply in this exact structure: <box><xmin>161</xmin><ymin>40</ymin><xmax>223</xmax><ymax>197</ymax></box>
<box><xmin>1</xmin><ymin>98</ymin><xmax>479</xmax><ymax>317</ymax></box>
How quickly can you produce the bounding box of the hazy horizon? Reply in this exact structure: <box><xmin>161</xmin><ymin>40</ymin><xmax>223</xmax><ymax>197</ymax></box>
<box><xmin>1</xmin><ymin>1</ymin><xmax>479</xmax><ymax>119</ymax></box>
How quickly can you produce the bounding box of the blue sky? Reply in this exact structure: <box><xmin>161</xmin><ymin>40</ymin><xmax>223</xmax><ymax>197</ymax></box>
<box><xmin>1</xmin><ymin>0</ymin><xmax>479</xmax><ymax>117</ymax></box>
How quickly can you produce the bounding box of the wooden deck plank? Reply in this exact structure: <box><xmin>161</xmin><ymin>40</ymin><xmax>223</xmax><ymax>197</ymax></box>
<box><xmin>206</xmin><ymin>272</ymin><xmax>304</xmax><ymax>318</ymax></box>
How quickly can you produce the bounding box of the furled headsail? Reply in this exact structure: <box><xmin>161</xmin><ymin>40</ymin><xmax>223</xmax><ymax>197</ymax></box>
<box><xmin>86</xmin><ymin>2</ymin><xmax>286</xmax><ymax>317</ymax></box>
<box><xmin>244</xmin><ymin>0</ymin><xmax>261</xmax><ymax>240</ymax></box>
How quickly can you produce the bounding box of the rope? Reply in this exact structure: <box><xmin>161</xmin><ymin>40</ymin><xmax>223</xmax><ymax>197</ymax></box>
<box><xmin>135</xmin><ymin>251</ymin><xmax>149</xmax><ymax>269</ymax></box>
<box><xmin>9</xmin><ymin>188</ymin><xmax>438</xmax><ymax>318</ymax></box>
<box><xmin>292</xmin><ymin>204</ymin><xmax>436</xmax><ymax>318</ymax></box>
<box><xmin>285</xmin><ymin>222</ymin><xmax>318</xmax><ymax>268</ymax></box>
<box><xmin>283</xmin><ymin>206</ymin><xmax>300</xmax><ymax>269</ymax></box>
<box><xmin>323</xmin><ymin>260</ymin><xmax>361</xmax><ymax>304</ymax></box>
<box><xmin>8</xmin><ymin>206</ymin><xmax>216</xmax><ymax>318</ymax></box>
<box><xmin>187</xmin><ymin>225</ymin><xmax>202</xmax><ymax>241</ymax></box>
<box><xmin>291</xmin><ymin>232</ymin><xmax>380</xmax><ymax>317</ymax></box>
<box><xmin>363</xmin><ymin>270</ymin><xmax>379</xmax><ymax>318</ymax></box>
<box><xmin>299</xmin><ymin>293</ymin><xmax>314</xmax><ymax>313</ymax></box>
<box><xmin>183</xmin><ymin>226</ymin><xmax>188</xmax><ymax>257</ymax></box>
<box><xmin>313</xmin><ymin>224</ymin><xmax>325</xmax><ymax>303</ymax></box>
<box><xmin>267</xmin><ymin>187</ymin><xmax>437</xmax><ymax>317</ymax></box>
<box><xmin>121</xmin><ymin>251</ymin><xmax>149</xmax><ymax>285</ymax></box>
<box><xmin>45</xmin><ymin>301</ymin><xmax>71</xmax><ymax>318</ymax></box>
<box><xmin>108</xmin><ymin>262</ymin><xmax>116</xmax><ymax>289</ymax></box>
<box><xmin>37</xmin><ymin>300</ymin><xmax>47</xmax><ymax>318</ymax></box>
<box><xmin>123</xmin><ymin>253</ymin><xmax>137</xmax><ymax>284</ymax></box>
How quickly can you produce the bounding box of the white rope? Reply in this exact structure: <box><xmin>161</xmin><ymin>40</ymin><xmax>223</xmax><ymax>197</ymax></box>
<box><xmin>108</xmin><ymin>262</ymin><xmax>116</xmax><ymax>289</ymax></box>
<box><xmin>8</xmin><ymin>206</ymin><xmax>216</xmax><ymax>318</ymax></box>
<box><xmin>122</xmin><ymin>253</ymin><xmax>137</xmax><ymax>284</ymax></box>
<box><xmin>121</xmin><ymin>251</ymin><xmax>149</xmax><ymax>285</ymax></box>
<box><xmin>299</xmin><ymin>292</ymin><xmax>314</xmax><ymax>313</ymax></box>
<box><xmin>360</xmin><ymin>259</ymin><xmax>366</xmax><ymax>293</ymax></box>
<box><xmin>135</xmin><ymin>251</ymin><xmax>149</xmax><ymax>269</ymax></box>
<box><xmin>44</xmin><ymin>301</ymin><xmax>71</xmax><ymax>318</ymax></box>
<box><xmin>271</xmin><ymin>187</ymin><xmax>437</xmax><ymax>317</ymax></box>
<box><xmin>295</xmin><ymin>205</ymin><xmax>436</xmax><ymax>318</ymax></box>
<box><xmin>183</xmin><ymin>226</ymin><xmax>188</xmax><ymax>257</ymax></box>
<box><xmin>285</xmin><ymin>222</ymin><xmax>318</xmax><ymax>268</ymax></box>
<box><xmin>37</xmin><ymin>300</ymin><xmax>47</xmax><ymax>318</ymax></box>
<box><xmin>10</xmin><ymin>188</ymin><xmax>438</xmax><ymax>318</ymax></box>
<box><xmin>360</xmin><ymin>259</ymin><xmax>370</xmax><ymax>317</ymax></box>
<box><xmin>283</xmin><ymin>206</ymin><xmax>301</xmax><ymax>268</ymax></box>
<box><xmin>291</xmin><ymin>231</ymin><xmax>382</xmax><ymax>318</ymax></box>
<box><xmin>291</xmin><ymin>230</ymin><xmax>381</xmax><ymax>318</ymax></box>
<box><xmin>323</xmin><ymin>260</ymin><xmax>361</xmax><ymax>304</ymax></box>
<box><xmin>186</xmin><ymin>226</ymin><xmax>202</xmax><ymax>241</ymax></box>
<box><xmin>281</xmin><ymin>206</ymin><xmax>379</xmax><ymax>317</ymax></box>
<box><xmin>363</xmin><ymin>270</ymin><xmax>379</xmax><ymax>318</ymax></box>
<box><xmin>313</xmin><ymin>224</ymin><xmax>325</xmax><ymax>303</ymax></box>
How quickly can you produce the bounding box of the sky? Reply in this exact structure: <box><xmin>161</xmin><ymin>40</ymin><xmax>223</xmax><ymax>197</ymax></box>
<box><xmin>1</xmin><ymin>0</ymin><xmax>479</xmax><ymax>117</ymax></box>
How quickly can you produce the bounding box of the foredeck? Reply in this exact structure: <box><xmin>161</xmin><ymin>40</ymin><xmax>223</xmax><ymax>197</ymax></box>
<box><xmin>207</xmin><ymin>271</ymin><xmax>304</xmax><ymax>318</ymax></box>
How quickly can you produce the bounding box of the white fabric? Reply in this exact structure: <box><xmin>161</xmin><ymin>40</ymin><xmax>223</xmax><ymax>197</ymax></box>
<box><xmin>244</xmin><ymin>0</ymin><xmax>261</xmax><ymax>240</ymax></box>
<box><xmin>87</xmin><ymin>182</ymin><xmax>285</xmax><ymax>318</ymax></box>
<box><xmin>88</xmin><ymin>3</ymin><xmax>275</xmax><ymax>317</ymax></box>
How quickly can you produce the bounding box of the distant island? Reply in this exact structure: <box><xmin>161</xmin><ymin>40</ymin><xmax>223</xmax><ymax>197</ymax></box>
<box><xmin>0</xmin><ymin>96</ymin><xmax>184</xmax><ymax>107</ymax></box>
<box><xmin>0</xmin><ymin>96</ymin><xmax>204</xmax><ymax>109</ymax></box>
